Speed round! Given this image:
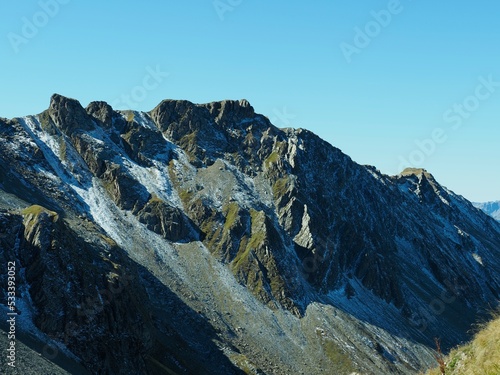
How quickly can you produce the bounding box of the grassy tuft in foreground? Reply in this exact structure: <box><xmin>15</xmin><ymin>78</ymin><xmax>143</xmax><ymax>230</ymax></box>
<box><xmin>426</xmin><ymin>309</ymin><xmax>500</xmax><ymax>375</ymax></box>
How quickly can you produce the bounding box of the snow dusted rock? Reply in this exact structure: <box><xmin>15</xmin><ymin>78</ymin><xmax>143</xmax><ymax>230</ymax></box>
<box><xmin>474</xmin><ymin>200</ymin><xmax>500</xmax><ymax>221</ymax></box>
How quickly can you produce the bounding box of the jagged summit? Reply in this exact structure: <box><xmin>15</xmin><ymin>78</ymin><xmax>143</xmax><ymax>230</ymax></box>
<box><xmin>49</xmin><ymin>92</ymin><xmax>78</xmax><ymax>107</ymax></box>
<box><xmin>399</xmin><ymin>167</ymin><xmax>431</xmax><ymax>177</ymax></box>
<box><xmin>398</xmin><ymin>168</ymin><xmax>441</xmax><ymax>186</ymax></box>
<box><xmin>47</xmin><ymin>93</ymin><xmax>95</xmax><ymax>134</ymax></box>
<box><xmin>201</xmin><ymin>98</ymin><xmax>255</xmax><ymax>121</ymax></box>
<box><xmin>1</xmin><ymin>95</ymin><xmax>500</xmax><ymax>375</ymax></box>
<box><xmin>47</xmin><ymin>94</ymin><xmax>262</xmax><ymax>145</ymax></box>
<box><xmin>49</xmin><ymin>93</ymin><xmax>256</xmax><ymax>126</ymax></box>
<box><xmin>150</xmin><ymin>98</ymin><xmax>259</xmax><ymax>135</ymax></box>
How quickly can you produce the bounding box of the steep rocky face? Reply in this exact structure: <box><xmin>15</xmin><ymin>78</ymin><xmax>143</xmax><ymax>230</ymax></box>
<box><xmin>86</xmin><ymin>101</ymin><xmax>114</xmax><ymax>128</ymax></box>
<box><xmin>1</xmin><ymin>94</ymin><xmax>499</xmax><ymax>375</ymax></box>
<box><xmin>0</xmin><ymin>203</ymin><xmax>244</xmax><ymax>375</ymax></box>
<box><xmin>19</xmin><ymin>206</ymin><xmax>155</xmax><ymax>374</ymax></box>
<box><xmin>150</xmin><ymin>98</ymin><xmax>277</xmax><ymax>173</ymax></box>
<box><xmin>48</xmin><ymin>94</ymin><xmax>96</xmax><ymax>135</ymax></box>
<box><xmin>137</xmin><ymin>197</ymin><xmax>196</xmax><ymax>242</ymax></box>
<box><xmin>149</xmin><ymin>98</ymin><xmax>500</xmax><ymax>347</ymax></box>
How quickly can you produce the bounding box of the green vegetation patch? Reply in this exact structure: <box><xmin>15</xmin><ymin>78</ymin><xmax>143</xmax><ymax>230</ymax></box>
<box><xmin>121</xmin><ymin>129</ymin><xmax>135</xmax><ymax>144</ymax></box>
<box><xmin>272</xmin><ymin>177</ymin><xmax>289</xmax><ymax>198</ymax></box>
<box><xmin>202</xmin><ymin>201</ymin><xmax>246</xmax><ymax>260</ymax></box>
<box><xmin>21</xmin><ymin>205</ymin><xmax>58</xmax><ymax>221</ymax></box>
<box><xmin>426</xmin><ymin>310</ymin><xmax>500</xmax><ymax>375</ymax></box>
<box><xmin>59</xmin><ymin>138</ymin><xmax>67</xmax><ymax>160</ymax></box>
<box><xmin>148</xmin><ymin>194</ymin><xmax>163</xmax><ymax>204</ymax></box>
<box><xmin>38</xmin><ymin>110</ymin><xmax>59</xmax><ymax>136</ymax></box>
<box><xmin>229</xmin><ymin>353</ymin><xmax>257</xmax><ymax>375</ymax></box>
<box><xmin>232</xmin><ymin>209</ymin><xmax>266</xmax><ymax>271</ymax></box>
<box><xmin>223</xmin><ymin>201</ymin><xmax>240</xmax><ymax>231</ymax></box>
<box><xmin>264</xmin><ymin>151</ymin><xmax>279</xmax><ymax>168</ymax></box>
<box><xmin>321</xmin><ymin>338</ymin><xmax>356</xmax><ymax>374</ymax></box>
<box><xmin>100</xmin><ymin>234</ymin><xmax>118</xmax><ymax>249</ymax></box>
<box><xmin>179</xmin><ymin>131</ymin><xmax>199</xmax><ymax>162</ymax></box>
<box><xmin>178</xmin><ymin>189</ymin><xmax>193</xmax><ymax>206</ymax></box>
<box><xmin>167</xmin><ymin>160</ymin><xmax>177</xmax><ymax>186</ymax></box>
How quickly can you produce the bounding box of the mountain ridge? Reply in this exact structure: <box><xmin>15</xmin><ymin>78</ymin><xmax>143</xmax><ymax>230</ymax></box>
<box><xmin>0</xmin><ymin>94</ymin><xmax>499</xmax><ymax>374</ymax></box>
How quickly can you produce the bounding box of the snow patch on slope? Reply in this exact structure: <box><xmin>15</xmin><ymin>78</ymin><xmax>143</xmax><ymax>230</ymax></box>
<box><xmin>474</xmin><ymin>201</ymin><xmax>500</xmax><ymax>221</ymax></box>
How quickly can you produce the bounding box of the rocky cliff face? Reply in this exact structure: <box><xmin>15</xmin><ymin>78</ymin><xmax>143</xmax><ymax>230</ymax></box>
<box><xmin>0</xmin><ymin>94</ymin><xmax>499</xmax><ymax>375</ymax></box>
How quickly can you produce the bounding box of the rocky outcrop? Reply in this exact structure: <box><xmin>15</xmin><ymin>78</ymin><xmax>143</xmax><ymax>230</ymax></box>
<box><xmin>120</xmin><ymin>120</ymin><xmax>173</xmax><ymax>166</ymax></box>
<box><xmin>230</xmin><ymin>208</ymin><xmax>299</xmax><ymax>314</ymax></box>
<box><xmin>101</xmin><ymin>164</ymin><xmax>150</xmax><ymax>213</ymax></box>
<box><xmin>202</xmin><ymin>99</ymin><xmax>255</xmax><ymax>127</ymax></box>
<box><xmin>137</xmin><ymin>197</ymin><xmax>195</xmax><ymax>242</ymax></box>
<box><xmin>149</xmin><ymin>100</ymin><xmax>220</xmax><ymax>165</ymax></box>
<box><xmin>149</xmin><ymin>99</ymin><xmax>277</xmax><ymax>171</ymax></box>
<box><xmin>192</xmin><ymin>198</ymin><xmax>299</xmax><ymax>313</ymax></box>
<box><xmin>48</xmin><ymin>94</ymin><xmax>95</xmax><ymax>135</ymax></box>
<box><xmin>17</xmin><ymin>206</ymin><xmax>155</xmax><ymax>374</ymax></box>
<box><xmin>86</xmin><ymin>101</ymin><xmax>115</xmax><ymax>128</ymax></box>
<box><xmin>71</xmin><ymin>134</ymin><xmax>113</xmax><ymax>178</ymax></box>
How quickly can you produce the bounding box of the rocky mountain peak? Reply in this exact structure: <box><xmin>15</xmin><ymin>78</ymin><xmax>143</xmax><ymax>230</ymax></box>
<box><xmin>85</xmin><ymin>100</ymin><xmax>115</xmax><ymax>127</ymax></box>
<box><xmin>202</xmin><ymin>98</ymin><xmax>255</xmax><ymax>124</ymax></box>
<box><xmin>48</xmin><ymin>93</ymin><xmax>95</xmax><ymax>135</ymax></box>
<box><xmin>149</xmin><ymin>99</ymin><xmax>212</xmax><ymax>136</ymax></box>
<box><xmin>399</xmin><ymin>167</ymin><xmax>431</xmax><ymax>178</ymax></box>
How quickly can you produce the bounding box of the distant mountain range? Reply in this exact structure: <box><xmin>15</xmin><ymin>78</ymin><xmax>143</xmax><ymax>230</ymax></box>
<box><xmin>473</xmin><ymin>201</ymin><xmax>500</xmax><ymax>221</ymax></box>
<box><xmin>1</xmin><ymin>94</ymin><xmax>499</xmax><ymax>375</ymax></box>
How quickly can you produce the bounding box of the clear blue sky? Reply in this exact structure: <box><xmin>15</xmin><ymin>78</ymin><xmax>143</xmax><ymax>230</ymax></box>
<box><xmin>1</xmin><ymin>1</ymin><xmax>499</xmax><ymax>202</ymax></box>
